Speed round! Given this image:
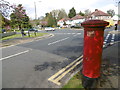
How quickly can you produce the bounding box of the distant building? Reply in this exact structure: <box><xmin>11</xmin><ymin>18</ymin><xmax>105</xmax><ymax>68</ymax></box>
<box><xmin>57</xmin><ymin>15</ymin><xmax>85</xmax><ymax>27</ymax></box>
<box><xmin>57</xmin><ymin>18</ymin><xmax>71</xmax><ymax>27</ymax></box>
<box><xmin>57</xmin><ymin>9</ymin><xmax>112</xmax><ymax>27</ymax></box>
<box><xmin>71</xmin><ymin>14</ymin><xmax>85</xmax><ymax>26</ymax></box>
<box><xmin>89</xmin><ymin>9</ymin><xmax>111</xmax><ymax>20</ymax></box>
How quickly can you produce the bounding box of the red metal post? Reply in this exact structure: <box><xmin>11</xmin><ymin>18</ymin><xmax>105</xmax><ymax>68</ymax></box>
<box><xmin>81</xmin><ymin>20</ymin><xmax>109</xmax><ymax>88</ymax></box>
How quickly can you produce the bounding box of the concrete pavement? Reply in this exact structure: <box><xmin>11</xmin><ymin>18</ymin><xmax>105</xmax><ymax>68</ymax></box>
<box><xmin>97</xmin><ymin>42</ymin><xmax>119</xmax><ymax>89</ymax></box>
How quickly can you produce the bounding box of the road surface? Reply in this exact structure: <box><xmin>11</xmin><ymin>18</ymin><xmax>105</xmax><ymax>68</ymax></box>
<box><xmin>1</xmin><ymin>28</ymin><xmax>119</xmax><ymax>88</ymax></box>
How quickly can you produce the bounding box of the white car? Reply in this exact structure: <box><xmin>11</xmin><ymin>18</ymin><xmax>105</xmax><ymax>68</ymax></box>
<box><xmin>45</xmin><ymin>27</ymin><xmax>55</xmax><ymax>31</ymax></box>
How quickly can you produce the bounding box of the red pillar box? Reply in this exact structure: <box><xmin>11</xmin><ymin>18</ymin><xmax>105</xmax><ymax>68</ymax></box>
<box><xmin>81</xmin><ymin>20</ymin><xmax>109</xmax><ymax>78</ymax></box>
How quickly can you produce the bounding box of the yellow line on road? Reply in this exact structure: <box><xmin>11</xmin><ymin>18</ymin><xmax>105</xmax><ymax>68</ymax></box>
<box><xmin>48</xmin><ymin>55</ymin><xmax>83</xmax><ymax>85</ymax></box>
<box><xmin>53</xmin><ymin>59</ymin><xmax>83</xmax><ymax>85</ymax></box>
<box><xmin>48</xmin><ymin>55</ymin><xmax>83</xmax><ymax>81</ymax></box>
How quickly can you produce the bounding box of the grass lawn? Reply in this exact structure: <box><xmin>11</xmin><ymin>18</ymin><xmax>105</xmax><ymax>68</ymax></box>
<box><xmin>62</xmin><ymin>72</ymin><xmax>84</xmax><ymax>89</ymax></box>
<box><xmin>1</xmin><ymin>33</ymin><xmax>48</xmax><ymax>41</ymax></box>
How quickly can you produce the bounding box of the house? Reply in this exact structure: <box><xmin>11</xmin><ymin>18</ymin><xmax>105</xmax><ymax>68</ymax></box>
<box><xmin>57</xmin><ymin>15</ymin><xmax>85</xmax><ymax>27</ymax></box>
<box><xmin>89</xmin><ymin>9</ymin><xmax>111</xmax><ymax>20</ymax></box>
<box><xmin>71</xmin><ymin>14</ymin><xmax>85</xmax><ymax>26</ymax></box>
<box><xmin>57</xmin><ymin>18</ymin><xmax>71</xmax><ymax>27</ymax></box>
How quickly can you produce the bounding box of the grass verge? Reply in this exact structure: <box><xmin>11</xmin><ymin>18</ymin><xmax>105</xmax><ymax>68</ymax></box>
<box><xmin>1</xmin><ymin>33</ymin><xmax>48</xmax><ymax>41</ymax></box>
<box><xmin>62</xmin><ymin>72</ymin><xmax>84</xmax><ymax>89</ymax></box>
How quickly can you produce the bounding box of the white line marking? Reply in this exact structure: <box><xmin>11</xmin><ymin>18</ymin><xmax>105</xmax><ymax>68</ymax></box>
<box><xmin>103</xmin><ymin>45</ymin><xmax>105</xmax><ymax>48</ymax></box>
<box><xmin>105</xmin><ymin>39</ymin><xmax>107</xmax><ymax>42</ymax></box>
<box><xmin>103</xmin><ymin>42</ymin><xmax>106</xmax><ymax>44</ymax></box>
<box><xmin>0</xmin><ymin>45</ymin><xmax>15</xmax><ymax>49</ymax></box>
<box><xmin>107</xmin><ymin>34</ymin><xmax>110</xmax><ymax>37</ymax></box>
<box><xmin>0</xmin><ymin>50</ymin><xmax>30</xmax><ymax>61</ymax></box>
<box><xmin>111</xmin><ymin>40</ymin><xmax>114</xmax><ymax>42</ymax></box>
<box><xmin>104</xmin><ymin>33</ymin><xmax>111</xmax><ymax>44</ymax></box>
<box><xmin>1</xmin><ymin>34</ymin><xmax>54</xmax><ymax>49</ymax></box>
<box><xmin>73</xmin><ymin>34</ymin><xmax>78</xmax><ymax>37</ymax></box>
<box><xmin>77</xmin><ymin>33</ymin><xmax>81</xmax><ymax>34</ymax></box>
<box><xmin>112</xmin><ymin>34</ymin><xmax>115</xmax><ymax>39</ymax></box>
<box><xmin>48</xmin><ymin>37</ymin><xmax>69</xmax><ymax>45</ymax></box>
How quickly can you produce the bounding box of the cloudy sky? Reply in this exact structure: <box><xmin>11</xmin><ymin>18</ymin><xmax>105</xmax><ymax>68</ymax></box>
<box><xmin>7</xmin><ymin>0</ymin><xmax>119</xmax><ymax>19</ymax></box>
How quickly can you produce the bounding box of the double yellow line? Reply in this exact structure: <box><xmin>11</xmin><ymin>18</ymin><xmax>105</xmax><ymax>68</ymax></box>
<box><xmin>48</xmin><ymin>55</ymin><xmax>83</xmax><ymax>85</ymax></box>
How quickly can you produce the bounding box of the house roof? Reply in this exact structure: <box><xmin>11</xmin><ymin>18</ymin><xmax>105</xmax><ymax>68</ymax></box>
<box><xmin>40</xmin><ymin>21</ymin><xmax>47</xmax><ymax>25</ymax></box>
<box><xmin>71</xmin><ymin>15</ymin><xmax>84</xmax><ymax>20</ymax></box>
<box><xmin>91</xmin><ymin>9</ymin><xmax>110</xmax><ymax>16</ymax></box>
<box><xmin>58</xmin><ymin>18</ymin><xmax>71</xmax><ymax>22</ymax></box>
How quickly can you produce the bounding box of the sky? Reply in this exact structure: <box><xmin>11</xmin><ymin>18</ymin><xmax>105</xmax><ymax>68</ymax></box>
<box><xmin>7</xmin><ymin>0</ymin><xmax>119</xmax><ymax>19</ymax></box>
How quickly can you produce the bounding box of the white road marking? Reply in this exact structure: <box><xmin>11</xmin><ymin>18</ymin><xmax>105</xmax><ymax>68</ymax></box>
<box><xmin>77</xmin><ymin>33</ymin><xmax>81</xmax><ymax>34</ymax></box>
<box><xmin>103</xmin><ymin>45</ymin><xmax>105</xmax><ymax>48</ymax></box>
<box><xmin>73</xmin><ymin>34</ymin><xmax>78</xmax><ymax>37</ymax></box>
<box><xmin>110</xmin><ymin>34</ymin><xmax>115</xmax><ymax>44</ymax></box>
<box><xmin>105</xmin><ymin>39</ymin><xmax>107</xmax><ymax>42</ymax></box>
<box><xmin>72</xmin><ymin>33</ymin><xmax>75</xmax><ymax>34</ymax></box>
<box><xmin>0</xmin><ymin>50</ymin><xmax>30</xmax><ymax>61</ymax></box>
<box><xmin>48</xmin><ymin>37</ymin><xmax>69</xmax><ymax>45</ymax></box>
<box><xmin>112</xmin><ymin>34</ymin><xmax>115</xmax><ymax>39</ymax></box>
<box><xmin>0</xmin><ymin>45</ymin><xmax>15</xmax><ymax>49</ymax></box>
<box><xmin>103</xmin><ymin>33</ymin><xmax>111</xmax><ymax>47</ymax></box>
<box><xmin>103</xmin><ymin>42</ymin><xmax>106</xmax><ymax>44</ymax></box>
<box><xmin>73</xmin><ymin>33</ymin><xmax>81</xmax><ymax>37</ymax></box>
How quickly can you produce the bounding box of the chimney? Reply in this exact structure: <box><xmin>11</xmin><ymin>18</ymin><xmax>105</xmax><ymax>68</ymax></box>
<box><xmin>95</xmin><ymin>9</ymin><xmax>98</xmax><ymax>11</ymax></box>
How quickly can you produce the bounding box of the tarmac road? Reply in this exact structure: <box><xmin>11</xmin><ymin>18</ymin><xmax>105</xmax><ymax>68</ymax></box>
<box><xmin>1</xmin><ymin>28</ymin><xmax>119</xmax><ymax>88</ymax></box>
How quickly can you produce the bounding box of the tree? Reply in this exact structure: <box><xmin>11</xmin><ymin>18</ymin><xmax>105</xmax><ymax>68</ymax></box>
<box><xmin>0</xmin><ymin>0</ymin><xmax>13</xmax><ymax>18</ymax></box>
<box><xmin>84</xmin><ymin>9</ymin><xmax>91</xmax><ymax>16</ymax></box>
<box><xmin>10</xmin><ymin>4</ymin><xmax>30</xmax><ymax>29</ymax></box>
<box><xmin>45</xmin><ymin>13</ymin><xmax>49</xmax><ymax>18</ymax></box>
<box><xmin>50</xmin><ymin>9</ymin><xmax>67</xmax><ymax>21</ymax></box>
<box><xmin>117</xmin><ymin>14</ymin><xmax>120</xmax><ymax>18</ymax></box>
<box><xmin>41</xmin><ymin>9</ymin><xmax>68</xmax><ymax>27</ymax></box>
<box><xmin>51</xmin><ymin>9</ymin><xmax>60</xmax><ymax>19</ymax></box>
<box><xmin>46</xmin><ymin>12</ymin><xmax>56</xmax><ymax>27</ymax></box>
<box><xmin>57</xmin><ymin>9</ymin><xmax>67</xmax><ymax>21</ymax></box>
<box><xmin>84</xmin><ymin>9</ymin><xmax>91</xmax><ymax>20</ymax></box>
<box><xmin>68</xmin><ymin>7</ymin><xmax>76</xmax><ymax>18</ymax></box>
<box><xmin>107</xmin><ymin>9</ymin><xmax>115</xmax><ymax>17</ymax></box>
<box><xmin>0</xmin><ymin>13</ymin><xmax>10</xmax><ymax>28</ymax></box>
<box><xmin>0</xmin><ymin>0</ymin><xmax>14</xmax><ymax>30</ymax></box>
<box><xmin>79</xmin><ymin>11</ymin><xmax>85</xmax><ymax>16</ymax></box>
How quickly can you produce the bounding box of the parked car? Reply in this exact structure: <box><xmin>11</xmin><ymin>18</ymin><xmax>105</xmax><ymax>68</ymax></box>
<box><xmin>1</xmin><ymin>29</ymin><xmax>6</xmax><ymax>33</ymax></box>
<box><xmin>70</xmin><ymin>25</ymin><xmax>81</xmax><ymax>28</ymax></box>
<box><xmin>104</xmin><ymin>19</ymin><xmax>114</xmax><ymax>28</ymax></box>
<box><xmin>45</xmin><ymin>27</ymin><xmax>55</xmax><ymax>31</ymax></box>
<box><xmin>28</xmin><ymin>28</ymin><xmax>38</xmax><ymax>32</ymax></box>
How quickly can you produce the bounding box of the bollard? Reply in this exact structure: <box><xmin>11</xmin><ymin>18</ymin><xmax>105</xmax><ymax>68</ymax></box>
<box><xmin>81</xmin><ymin>20</ymin><xmax>109</xmax><ymax>89</ymax></box>
<box><xmin>34</xmin><ymin>31</ymin><xmax>37</xmax><ymax>36</ymax></box>
<box><xmin>28</xmin><ymin>31</ymin><xmax>30</xmax><ymax>37</ymax></box>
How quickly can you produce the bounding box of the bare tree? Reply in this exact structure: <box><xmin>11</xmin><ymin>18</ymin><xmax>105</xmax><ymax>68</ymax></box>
<box><xmin>51</xmin><ymin>9</ymin><xmax>67</xmax><ymax>21</ymax></box>
<box><xmin>107</xmin><ymin>9</ymin><xmax>115</xmax><ymax>17</ymax></box>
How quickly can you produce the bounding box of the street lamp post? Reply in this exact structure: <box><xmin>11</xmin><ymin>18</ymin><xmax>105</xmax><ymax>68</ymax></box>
<box><xmin>34</xmin><ymin>1</ymin><xmax>37</xmax><ymax>20</ymax></box>
<box><xmin>34</xmin><ymin>1</ymin><xmax>42</xmax><ymax>20</ymax></box>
